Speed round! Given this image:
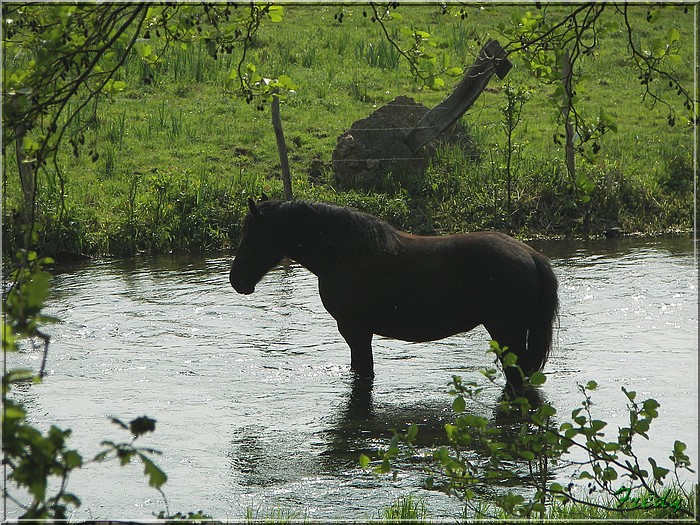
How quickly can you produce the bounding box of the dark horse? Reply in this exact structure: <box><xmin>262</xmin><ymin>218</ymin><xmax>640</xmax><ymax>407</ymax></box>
<box><xmin>230</xmin><ymin>198</ymin><xmax>558</xmax><ymax>390</ymax></box>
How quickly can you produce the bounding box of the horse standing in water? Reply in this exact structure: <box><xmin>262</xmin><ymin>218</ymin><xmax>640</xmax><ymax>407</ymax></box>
<box><xmin>230</xmin><ymin>198</ymin><xmax>558</xmax><ymax>391</ymax></box>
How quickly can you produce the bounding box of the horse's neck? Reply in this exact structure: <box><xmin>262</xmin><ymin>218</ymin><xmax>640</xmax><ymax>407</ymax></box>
<box><xmin>282</xmin><ymin>227</ymin><xmax>333</xmax><ymax>277</ymax></box>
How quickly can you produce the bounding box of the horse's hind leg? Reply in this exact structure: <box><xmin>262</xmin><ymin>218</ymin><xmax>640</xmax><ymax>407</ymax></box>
<box><xmin>484</xmin><ymin>323</ymin><xmax>528</xmax><ymax>390</ymax></box>
<box><xmin>337</xmin><ymin>323</ymin><xmax>374</xmax><ymax>378</ymax></box>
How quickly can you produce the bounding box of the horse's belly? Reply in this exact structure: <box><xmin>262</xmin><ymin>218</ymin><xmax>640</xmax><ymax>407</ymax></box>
<box><xmin>375</xmin><ymin>324</ymin><xmax>473</xmax><ymax>343</ymax></box>
<box><xmin>371</xmin><ymin>304</ymin><xmax>479</xmax><ymax>343</ymax></box>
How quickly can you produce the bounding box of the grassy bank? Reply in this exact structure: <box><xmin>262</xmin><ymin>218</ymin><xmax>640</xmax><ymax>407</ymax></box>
<box><xmin>236</xmin><ymin>486</ymin><xmax>697</xmax><ymax>523</ymax></box>
<box><xmin>2</xmin><ymin>4</ymin><xmax>695</xmax><ymax>258</ymax></box>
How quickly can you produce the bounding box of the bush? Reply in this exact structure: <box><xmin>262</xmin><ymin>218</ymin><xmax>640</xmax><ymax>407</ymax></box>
<box><xmin>361</xmin><ymin>341</ymin><xmax>697</xmax><ymax>521</ymax></box>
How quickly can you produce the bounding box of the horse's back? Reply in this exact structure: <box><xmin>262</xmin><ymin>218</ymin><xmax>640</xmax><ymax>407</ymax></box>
<box><xmin>320</xmin><ymin>230</ymin><xmax>546</xmax><ymax>342</ymax></box>
<box><xmin>398</xmin><ymin>230</ymin><xmax>542</xmax><ymax>284</ymax></box>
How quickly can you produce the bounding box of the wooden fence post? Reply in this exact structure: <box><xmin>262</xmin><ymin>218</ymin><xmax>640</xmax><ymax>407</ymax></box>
<box><xmin>271</xmin><ymin>95</ymin><xmax>293</xmax><ymax>201</ymax></box>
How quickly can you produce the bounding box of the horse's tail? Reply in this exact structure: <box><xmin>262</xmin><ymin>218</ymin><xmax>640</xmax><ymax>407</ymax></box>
<box><xmin>523</xmin><ymin>252</ymin><xmax>559</xmax><ymax>376</ymax></box>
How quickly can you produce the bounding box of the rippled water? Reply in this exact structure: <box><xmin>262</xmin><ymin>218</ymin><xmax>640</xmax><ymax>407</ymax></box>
<box><xmin>5</xmin><ymin>237</ymin><xmax>698</xmax><ymax>520</ymax></box>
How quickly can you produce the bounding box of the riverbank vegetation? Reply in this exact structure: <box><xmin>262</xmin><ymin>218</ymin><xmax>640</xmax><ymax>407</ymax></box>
<box><xmin>361</xmin><ymin>345</ymin><xmax>697</xmax><ymax>522</ymax></box>
<box><xmin>241</xmin><ymin>486</ymin><xmax>698</xmax><ymax>523</ymax></box>
<box><xmin>2</xmin><ymin>4</ymin><xmax>695</xmax><ymax>259</ymax></box>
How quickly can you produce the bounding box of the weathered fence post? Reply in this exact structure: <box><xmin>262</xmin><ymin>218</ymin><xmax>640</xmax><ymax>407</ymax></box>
<box><xmin>271</xmin><ymin>95</ymin><xmax>293</xmax><ymax>201</ymax></box>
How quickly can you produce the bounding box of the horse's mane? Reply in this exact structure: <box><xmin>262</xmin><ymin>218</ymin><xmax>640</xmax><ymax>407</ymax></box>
<box><xmin>260</xmin><ymin>200</ymin><xmax>401</xmax><ymax>257</ymax></box>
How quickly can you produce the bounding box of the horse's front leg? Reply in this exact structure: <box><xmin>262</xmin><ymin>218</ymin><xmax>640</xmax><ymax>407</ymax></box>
<box><xmin>337</xmin><ymin>322</ymin><xmax>374</xmax><ymax>378</ymax></box>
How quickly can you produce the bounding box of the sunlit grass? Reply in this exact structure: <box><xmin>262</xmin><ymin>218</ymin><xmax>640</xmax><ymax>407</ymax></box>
<box><xmin>2</xmin><ymin>4</ymin><xmax>694</xmax><ymax>257</ymax></box>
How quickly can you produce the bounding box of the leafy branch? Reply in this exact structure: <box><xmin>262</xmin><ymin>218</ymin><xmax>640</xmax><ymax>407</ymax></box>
<box><xmin>361</xmin><ymin>342</ymin><xmax>696</xmax><ymax>520</ymax></box>
<box><xmin>617</xmin><ymin>3</ymin><xmax>695</xmax><ymax>126</ymax></box>
<box><xmin>2</xmin><ymin>3</ymin><xmax>285</xmax><ymax>258</ymax></box>
<box><xmin>2</xmin><ymin>410</ymin><xmax>167</xmax><ymax>520</ymax></box>
<box><xmin>367</xmin><ymin>2</ymin><xmax>464</xmax><ymax>91</ymax></box>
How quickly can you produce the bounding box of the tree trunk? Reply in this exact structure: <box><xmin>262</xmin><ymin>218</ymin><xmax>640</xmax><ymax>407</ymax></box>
<box><xmin>561</xmin><ymin>51</ymin><xmax>576</xmax><ymax>182</ymax></box>
<box><xmin>14</xmin><ymin>123</ymin><xmax>37</xmax><ymax>223</ymax></box>
<box><xmin>405</xmin><ymin>39</ymin><xmax>512</xmax><ymax>155</ymax></box>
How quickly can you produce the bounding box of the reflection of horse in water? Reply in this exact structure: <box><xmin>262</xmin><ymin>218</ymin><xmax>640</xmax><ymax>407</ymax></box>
<box><xmin>323</xmin><ymin>376</ymin><xmax>556</xmax><ymax>496</ymax></box>
<box><xmin>230</xmin><ymin>199</ymin><xmax>559</xmax><ymax>391</ymax></box>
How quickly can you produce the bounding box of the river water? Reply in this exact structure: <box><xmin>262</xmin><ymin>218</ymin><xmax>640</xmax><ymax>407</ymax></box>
<box><xmin>5</xmin><ymin>237</ymin><xmax>698</xmax><ymax>521</ymax></box>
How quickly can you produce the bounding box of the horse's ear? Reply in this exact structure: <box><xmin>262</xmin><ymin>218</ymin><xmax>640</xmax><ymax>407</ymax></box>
<box><xmin>248</xmin><ymin>198</ymin><xmax>259</xmax><ymax>216</ymax></box>
<box><xmin>261</xmin><ymin>193</ymin><xmax>269</xmax><ymax>202</ymax></box>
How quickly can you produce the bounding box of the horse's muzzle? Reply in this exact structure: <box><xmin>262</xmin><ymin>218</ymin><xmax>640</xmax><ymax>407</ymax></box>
<box><xmin>230</xmin><ymin>273</ymin><xmax>255</xmax><ymax>295</ymax></box>
<box><xmin>234</xmin><ymin>284</ymin><xmax>254</xmax><ymax>295</ymax></box>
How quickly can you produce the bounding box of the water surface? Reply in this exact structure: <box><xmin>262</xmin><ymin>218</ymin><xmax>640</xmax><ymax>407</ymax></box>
<box><xmin>6</xmin><ymin>237</ymin><xmax>698</xmax><ymax>520</ymax></box>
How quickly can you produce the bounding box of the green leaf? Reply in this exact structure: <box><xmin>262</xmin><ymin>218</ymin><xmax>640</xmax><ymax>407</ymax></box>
<box><xmin>488</xmin><ymin>441</ymin><xmax>507</xmax><ymax>453</ymax></box>
<box><xmin>266</xmin><ymin>5</ymin><xmax>284</xmax><ymax>23</ymax></box>
<box><xmin>667</xmin><ymin>28</ymin><xmax>680</xmax><ymax>44</ymax></box>
<box><xmin>649</xmin><ymin>457</ymin><xmax>670</xmax><ymax>480</ymax></box>
<box><xmin>359</xmin><ymin>454</ymin><xmax>370</xmax><ymax>468</ymax></box>
<box><xmin>667</xmin><ymin>54</ymin><xmax>681</xmax><ymax>66</ymax></box>
<box><xmin>452</xmin><ymin>396</ymin><xmax>466</xmax><ymax>414</ymax></box>
<box><xmin>5</xmin><ymin>368</ymin><xmax>35</xmax><ymax>384</ymax></box>
<box><xmin>110</xmin><ymin>417</ymin><xmax>128</xmax><ymax>430</ymax></box>
<box><xmin>2</xmin><ymin>329</ymin><xmax>16</xmax><ymax>353</ymax></box>
<box><xmin>63</xmin><ymin>450</ymin><xmax>83</xmax><ymax>469</ymax></box>
<box><xmin>520</xmin><ymin>450</ymin><xmax>536</xmax><ymax>460</ymax></box>
<box><xmin>538</xmin><ymin>404</ymin><xmax>556</xmax><ymax>417</ymax></box>
<box><xmin>129</xmin><ymin>416</ymin><xmax>156</xmax><ymax>437</ymax></box>
<box><xmin>598</xmin><ymin>109</ymin><xmax>618</xmax><ymax>132</ymax></box>
<box><xmin>590</xmin><ymin>419</ymin><xmax>607</xmax><ymax>432</ymax></box>
<box><xmin>549</xmin><ymin>482</ymin><xmax>564</xmax><ymax>493</ymax></box>
<box><xmin>24</xmin><ymin>270</ymin><xmax>52</xmax><ymax>313</ymax></box>
<box><xmin>275</xmin><ymin>74</ymin><xmax>298</xmax><ymax>91</ymax></box>
<box><xmin>428</xmin><ymin>76</ymin><xmax>445</xmax><ymax>91</ymax></box>
<box><xmin>529</xmin><ymin>371</ymin><xmax>546</xmax><ymax>386</ymax></box>
<box><xmin>139</xmin><ymin>454</ymin><xmax>167</xmax><ymax>489</ymax></box>
<box><xmin>602</xmin><ymin>466</ymin><xmax>618</xmax><ymax>482</ymax></box>
<box><xmin>444</xmin><ymin>423</ymin><xmax>457</xmax><ymax>440</ymax></box>
<box><xmin>651</xmin><ymin>38</ymin><xmax>667</xmax><ymax>59</ymax></box>
<box><xmin>502</xmin><ymin>352</ymin><xmax>518</xmax><ymax>368</ymax></box>
<box><xmin>3</xmin><ymin>401</ymin><xmax>27</xmax><ymax>420</ymax></box>
<box><xmin>136</xmin><ymin>43</ymin><xmax>152</xmax><ymax>59</ymax></box>
<box><xmin>641</xmin><ymin>398</ymin><xmax>660</xmax><ymax>417</ymax></box>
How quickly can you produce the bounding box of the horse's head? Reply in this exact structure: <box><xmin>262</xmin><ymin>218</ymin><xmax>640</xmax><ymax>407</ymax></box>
<box><xmin>229</xmin><ymin>197</ymin><xmax>284</xmax><ymax>295</ymax></box>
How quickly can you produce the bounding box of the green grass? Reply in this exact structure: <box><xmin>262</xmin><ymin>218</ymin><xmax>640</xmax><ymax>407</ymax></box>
<box><xmin>2</xmin><ymin>4</ymin><xmax>695</xmax><ymax>257</ymax></box>
<box><xmin>233</xmin><ymin>484</ymin><xmax>697</xmax><ymax>523</ymax></box>
<box><xmin>376</xmin><ymin>495</ymin><xmax>428</xmax><ymax>522</ymax></box>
